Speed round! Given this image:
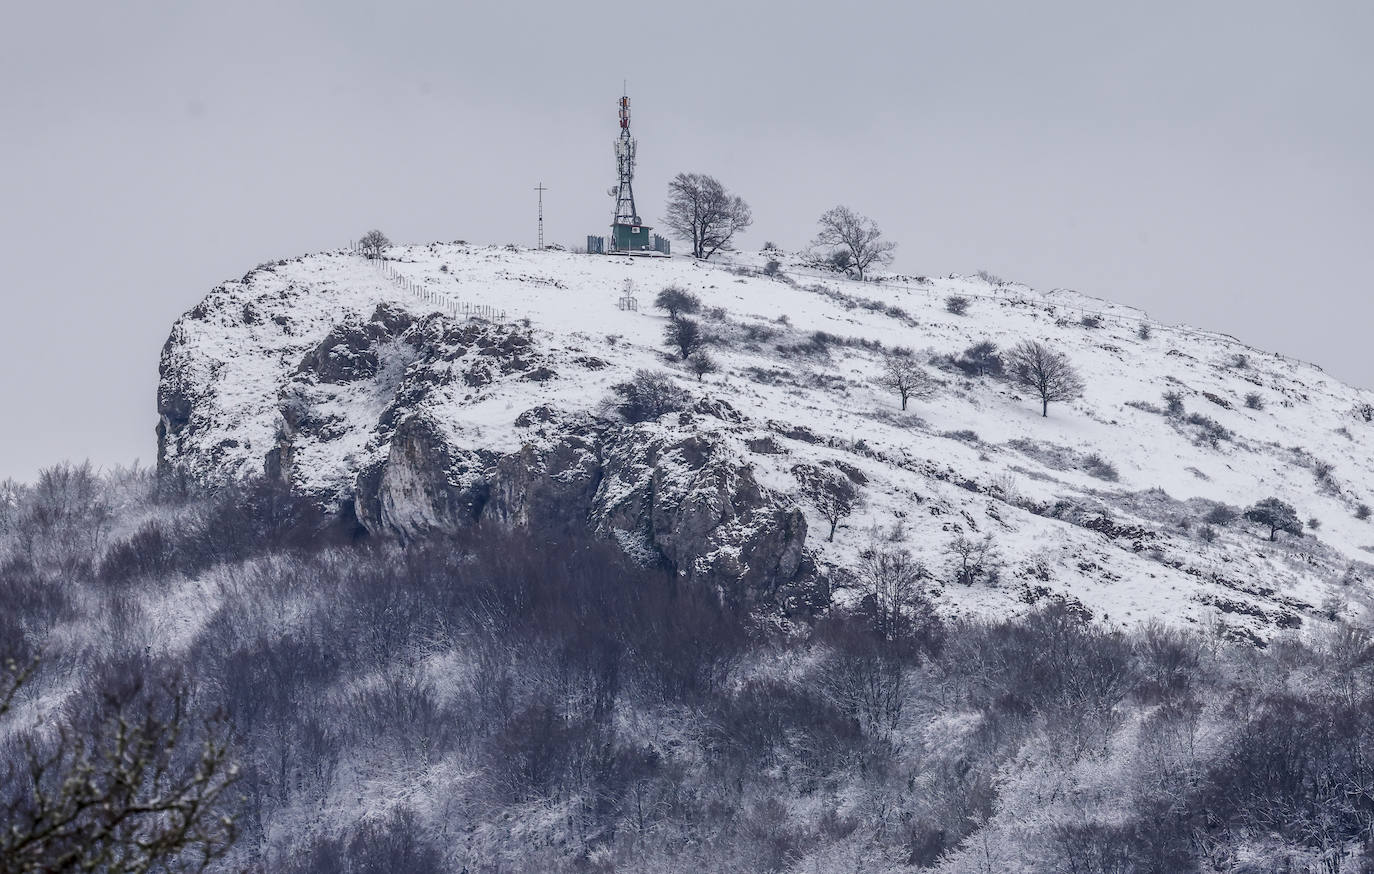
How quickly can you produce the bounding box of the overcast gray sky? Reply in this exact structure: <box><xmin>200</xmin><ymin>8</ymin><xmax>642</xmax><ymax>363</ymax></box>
<box><xmin>2</xmin><ymin>1</ymin><xmax>1371</xmax><ymax>482</ymax></box>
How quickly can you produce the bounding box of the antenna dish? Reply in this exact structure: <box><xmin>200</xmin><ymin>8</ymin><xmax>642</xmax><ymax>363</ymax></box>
<box><xmin>607</xmin><ymin>186</ymin><xmax>618</xmax><ymax>198</ymax></box>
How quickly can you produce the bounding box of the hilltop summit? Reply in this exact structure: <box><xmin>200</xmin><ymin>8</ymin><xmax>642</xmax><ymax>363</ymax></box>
<box><xmin>158</xmin><ymin>242</ymin><xmax>1374</xmax><ymax>639</ymax></box>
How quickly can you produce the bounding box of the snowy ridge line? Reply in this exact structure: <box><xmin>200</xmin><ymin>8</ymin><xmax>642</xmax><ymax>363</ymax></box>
<box><xmin>745</xmin><ymin>258</ymin><xmax>1277</xmax><ymax>357</ymax></box>
<box><xmin>348</xmin><ymin>241</ymin><xmax>509</xmax><ymax>322</ymax></box>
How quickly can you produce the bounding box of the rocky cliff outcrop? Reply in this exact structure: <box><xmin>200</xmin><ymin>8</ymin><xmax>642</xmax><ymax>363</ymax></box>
<box><xmin>158</xmin><ymin>267</ymin><xmax>811</xmax><ymax>604</ymax></box>
<box><xmin>345</xmin><ymin>398</ymin><xmax>808</xmax><ymax>604</ymax></box>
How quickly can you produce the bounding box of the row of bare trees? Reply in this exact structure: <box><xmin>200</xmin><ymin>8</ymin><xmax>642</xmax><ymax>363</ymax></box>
<box><xmin>875</xmin><ymin>339</ymin><xmax>1085</xmax><ymax>417</ymax></box>
<box><xmin>661</xmin><ymin>173</ymin><xmax>897</xmax><ymax>278</ymax></box>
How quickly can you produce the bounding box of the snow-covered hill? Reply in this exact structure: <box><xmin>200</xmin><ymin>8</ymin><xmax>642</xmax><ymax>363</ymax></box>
<box><xmin>157</xmin><ymin>242</ymin><xmax>1374</xmax><ymax>640</ymax></box>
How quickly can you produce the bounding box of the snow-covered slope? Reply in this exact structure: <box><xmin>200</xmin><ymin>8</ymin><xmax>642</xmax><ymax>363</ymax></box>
<box><xmin>157</xmin><ymin>242</ymin><xmax>1374</xmax><ymax>640</ymax></box>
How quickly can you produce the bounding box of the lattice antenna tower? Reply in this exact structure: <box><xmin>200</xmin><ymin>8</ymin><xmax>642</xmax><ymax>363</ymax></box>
<box><xmin>534</xmin><ymin>182</ymin><xmax>548</xmax><ymax>249</ymax></box>
<box><xmin>612</xmin><ymin>91</ymin><xmax>639</xmax><ymax>228</ymax></box>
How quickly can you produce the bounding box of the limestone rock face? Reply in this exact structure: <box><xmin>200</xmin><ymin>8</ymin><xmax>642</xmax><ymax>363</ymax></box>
<box><xmin>482</xmin><ymin>406</ymin><xmax>808</xmax><ymax>605</ymax></box>
<box><xmin>485</xmin><ymin>408</ymin><xmax>603</xmax><ymax>529</ymax></box>
<box><xmin>592</xmin><ymin>425</ymin><xmax>807</xmax><ymax>605</ymax></box>
<box><xmin>157</xmin><ymin>262</ymin><xmax>811</xmax><ymax>604</ymax></box>
<box><xmin>345</xmin><ymin>406</ymin><xmax>808</xmax><ymax>603</ymax></box>
<box><xmin>353</xmin><ymin>416</ymin><xmax>492</xmax><ymax>539</ymax></box>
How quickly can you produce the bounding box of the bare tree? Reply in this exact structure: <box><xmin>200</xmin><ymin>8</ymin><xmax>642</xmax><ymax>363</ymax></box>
<box><xmin>854</xmin><ymin>547</ymin><xmax>931</xmax><ymax>642</ymax></box>
<box><xmin>359</xmin><ymin>229</ymin><xmax>390</xmax><ymax>259</ymax></box>
<box><xmin>664</xmin><ymin>316</ymin><xmax>704</xmax><ymax>360</ymax></box>
<box><xmin>662</xmin><ymin>173</ymin><xmax>753</xmax><ymax>260</ymax></box>
<box><xmin>793</xmin><ymin>464</ymin><xmax>863</xmax><ymax>541</ymax></box>
<box><xmin>686</xmin><ymin>350</ymin><xmax>718</xmax><ymax>382</ymax></box>
<box><xmin>947</xmin><ymin>532</ymin><xmax>999</xmax><ymax>586</ymax></box>
<box><xmin>875</xmin><ymin>353</ymin><xmax>936</xmax><ymax>410</ymax></box>
<box><xmin>812</xmin><ymin>206</ymin><xmax>896</xmax><ymax>280</ymax></box>
<box><xmin>0</xmin><ymin>663</ymin><xmax>240</xmax><ymax>873</ymax></box>
<box><xmin>1005</xmin><ymin>340</ymin><xmax>1085</xmax><ymax>417</ymax></box>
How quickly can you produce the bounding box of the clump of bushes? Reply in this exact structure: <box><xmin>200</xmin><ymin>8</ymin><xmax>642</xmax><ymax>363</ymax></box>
<box><xmin>605</xmin><ymin>370</ymin><xmax>689</xmax><ymax>423</ymax></box>
<box><xmin>1357</xmin><ymin>503</ymin><xmax>1371</xmax><ymax>521</ymax></box>
<box><xmin>945</xmin><ymin>295</ymin><xmax>970</xmax><ymax>315</ymax></box>
<box><xmin>1185</xmin><ymin>413</ymin><xmax>1232</xmax><ymax>447</ymax></box>
<box><xmin>663</xmin><ymin>316</ymin><xmax>704</xmax><ymax>360</ymax></box>
<box><xmin>1314</xmin><ymin>459</ymin><xmax>1336</xmax><ymax>485</ymax></box>
<box><xmin>1080</xmin><ymin>453</ymin><xmax>1120</xmax><ymax>482</ymax></box>
<box><xmin>742</xmin><ymin>323</ymin><xmax>777</xmax><ymax>343</ymax></box>
<box><xmin>952</xmin><ymin>341</ymin><xmax>1003</xmax><ymax>378</ymax></box>
<box><xmin>1080</xmin><ymin>314</ymin><xmax>1102</xmax><ymax>329</ymax></box>
<box><xmin>1244</xmin><ymin>392</ymin><xmax>1264</xmax><ymax>410</ymax></box>
<box><xmin>654</xmin><ymin>286</ymin><xmax>701</xmax><ymax>319</ymax></box>
<box><xmin>1204</xmin><ymin>505</ymin><xmax>1238</xmax><ymax>527</ymax></box>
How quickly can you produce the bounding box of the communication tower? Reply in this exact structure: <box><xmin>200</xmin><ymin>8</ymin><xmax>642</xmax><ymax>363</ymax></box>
<box><xmin>586</xmin><ymin>89</ymin><xmax>669</xmax><ymax>257</ymax></box>
<box><xmin>609</xmin><ymin>94</ymin><xmax>650</xmax><ymax>252</ymax></box>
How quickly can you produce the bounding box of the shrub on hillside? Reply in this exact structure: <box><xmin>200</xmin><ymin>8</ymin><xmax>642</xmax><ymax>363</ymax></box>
<box><xmin>953</xmin><ymin>340</ymin><xmax>1003</xmax><ymax>378</ymax></box>
<box><xmin>606</xmin><ymin>370</ymin><xmax>689</xmax><ymax>423</ymax></box>
<box><xmin>1080</xmin><ymin>453</ymin><xmax>1119</xmax><ymax>482</ymax></box>
<box><xmin>663</xmin><ymin>316</ymin><xmax>704</xmax><ymax>360</ymax></box>
<box><xmin>654</xmin><ymin>286</ymin><xmax>701</xmax><ymax>319</ymax></box>
<box><xmin>1163</xmin><ymin>391</ymin><xmax>1185</xmax><ymax>416</ymax></box>
<box><xmin>686</xmin><ymin>350</ymin><xmax>718</xmax><ymax>382</ymax></box>
<box><xmin>1185</xmin><ymin>412</ymin><xmax>1232</xmax><ymax>447</ymax></box>
<box><xmin>945</xmin><ymin>295</ymin><xmax>970</xmax><ymax>315</ymax></box>
<box><xmin>1313</xmin><ymin>459</ymin><xmax>1336</xmax><ymax>485</ymax></box>
<box><xmin>1203</xmin><ymin>505</ymin><xmax>1239</xmax><ymax>527</ymax></box>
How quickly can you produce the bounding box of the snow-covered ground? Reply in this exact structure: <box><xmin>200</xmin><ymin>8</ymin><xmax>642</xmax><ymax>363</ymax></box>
<box><xmin>160</xmin><ymin>242</ymin><xmax>1374</xmax><ymax>640</ymax></box>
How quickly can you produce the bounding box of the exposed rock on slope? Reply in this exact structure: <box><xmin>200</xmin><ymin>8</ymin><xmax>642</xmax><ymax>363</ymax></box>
<box><xmin>158</xmin><ymin>243</ymin><xmax>1374</xmax><ymax>636</ymax></box>
<box><xmin>158</xmin><ymin>275</ymin><xmax>807</xmax><ymax>602</ymax></box>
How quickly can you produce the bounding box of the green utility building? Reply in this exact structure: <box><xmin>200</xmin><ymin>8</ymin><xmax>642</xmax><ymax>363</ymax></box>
<box><xmin>612</xmin><ymin>221</ymin><xmax>651</xmax><ymax>252</ymax></box>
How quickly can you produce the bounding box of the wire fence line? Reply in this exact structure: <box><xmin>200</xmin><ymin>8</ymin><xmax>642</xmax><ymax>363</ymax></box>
<box><xmin>349</xmin><ymin>242</ymin><xmax>508</xmax><ymax>322</ymax></box>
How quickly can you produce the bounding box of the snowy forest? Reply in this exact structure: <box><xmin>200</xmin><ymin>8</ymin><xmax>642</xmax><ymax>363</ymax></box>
<box><xmin>4</xmin><ymin>463</ymin><xmax>1374</xmax><ymax>873</ymax></box>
